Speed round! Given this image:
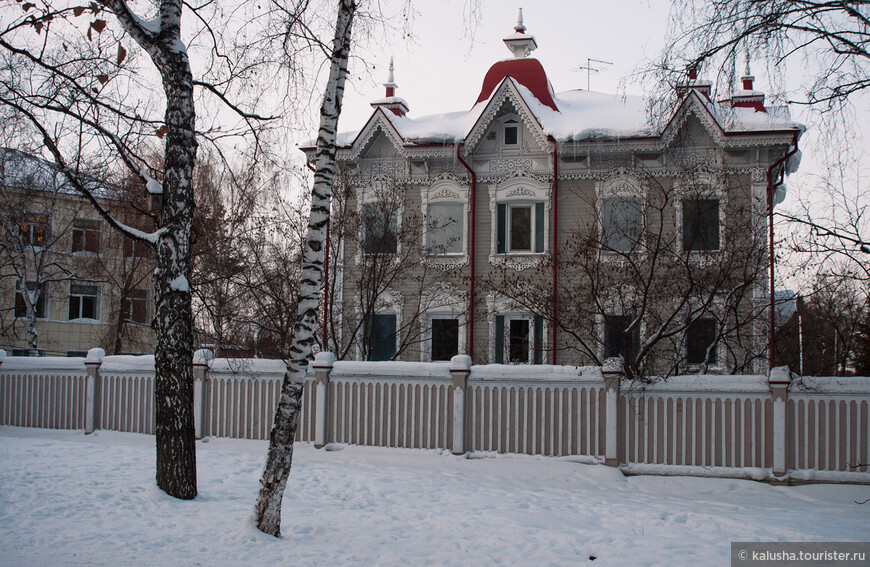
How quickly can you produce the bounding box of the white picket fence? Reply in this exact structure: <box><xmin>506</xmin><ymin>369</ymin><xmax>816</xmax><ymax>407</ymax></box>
<box><xmin>1</xmin><ymin>349</ymin><xmax>868</xmax><ymax>484</ymax></box>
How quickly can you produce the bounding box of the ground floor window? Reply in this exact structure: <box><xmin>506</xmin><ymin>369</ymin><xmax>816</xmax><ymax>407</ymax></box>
<box><xmin>686</xmin><ymin>317</ymin><xmax>718</xmax><ymax>365</ymax></box>
<box><xmin>430</xmin><ymin>317</ymin><xmax>459</xmax><ymax>361</ymax></box>
<box><xmin>604</xmin><ymin>314</ymin><xmax>639</xmax><ymax>363</ymax></box>
<box><xmin>366</xmin><ymin>313</ymin><xmax>397</xmax><ymax>361</ymax></box>
<box><xmin>495</xmin><ymin>314</ymin><xmax>543</xmax><ymax>364</ymax></box>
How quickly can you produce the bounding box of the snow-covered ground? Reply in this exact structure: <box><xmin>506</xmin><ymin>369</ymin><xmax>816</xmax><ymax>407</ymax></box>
<box><xmin>1</xmin><ymin>427</ymin><xmax>867</xmax><ymax>566</ymax></box>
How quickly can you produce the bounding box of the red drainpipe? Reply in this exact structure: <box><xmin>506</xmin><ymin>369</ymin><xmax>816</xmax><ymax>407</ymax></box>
<box><xmin>548</xmin><ymin>136</ymin><xmax>558</xmax><ymax>364</ymax></box>
<box><xmin>766</xmin><ymin>132</ymin><xmax>799</xmax><ymax>369</ymax></box>
<box><xmin>306</xmin><ymin>161</ymin><xmax>330</xmax><ymax>351</ymax></box>
<box><xmin>456</xmin><ymin>143</ymin><xmax>476</xmax><ymax>360</ymax></box>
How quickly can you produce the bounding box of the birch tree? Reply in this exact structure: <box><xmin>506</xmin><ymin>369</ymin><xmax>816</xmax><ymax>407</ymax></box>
<box><xmin>0</xmin><ymin>0</ymin><xmax>269</xmax><ymax>499</ymax></box>
<box><xmin>255</xmin><ymin>0</ymin><xmax>357</xmax><ymax>537</ymax></box>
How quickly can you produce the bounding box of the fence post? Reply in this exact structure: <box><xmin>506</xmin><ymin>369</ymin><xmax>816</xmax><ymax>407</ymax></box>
<box><xmin>450</xmin><ymin>355</ymin><xmax>472</xmax><ymax>455</ymax></box>
<box><xmin>602</xmin><ymin>357</ymin><xmax>623</xmax><ymax>467</ymax></box>
<box><xmin>84</xmin><ymin>348</ymin><xmax>105</xmax><ymax>434</ymax></box>
<box><xmin>768</xmin><ymin>366</ymin><xmax>792</xmax><ymax>481</ymax></box>
<box><xmin>193</xmin><ymin>349</ymin><xmax>214</xmax><ymax>440</ymax></box>
<box><xmin>313</xmin><ymin>352</ymin><xmax>335</xmax><ymax>449</ymax></box>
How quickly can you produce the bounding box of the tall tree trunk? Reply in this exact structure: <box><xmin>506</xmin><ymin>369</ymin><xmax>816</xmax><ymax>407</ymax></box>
<box><xmin>152</xmin><ymin>73</ymin><xmax>198</xmax><ymax>499</ymax></box>
<box><xmin>255</xmin><ymin>0</ymin><xmax>356</xmax><ymax>537</ymax></box>
<box><xmin>106</xmin><ymin>0</ymin><xmax>200</xmax><ymax>499</ymax></box>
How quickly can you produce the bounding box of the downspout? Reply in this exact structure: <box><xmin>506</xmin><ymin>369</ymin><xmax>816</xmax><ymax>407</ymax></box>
<box><xmin>456</xmin><ymin>143</ymin><xmax>476</xmax><ymax>360</ymax></box>
<box><xmin>548</xmin><ymin>136</ymin><xmax>558</xmax><ymax>365</ymax></box>
<box><xmin>766</xmin><ymin>132</ymin><xmax>799</xmax><ymax>369</ymax></box>
<box><xmin>307</xmin><ymin>160</ymin><xmax>330</xmax><ymax>351</ymax></box>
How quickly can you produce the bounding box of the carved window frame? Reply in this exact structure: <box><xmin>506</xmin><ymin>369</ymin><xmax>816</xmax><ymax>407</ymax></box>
<box><xmin>489</xmin><ymin>176</ymin><xmax>550</xmax><ymax>271</ymax></box>
<box><xmin>420</xmin><ymin>177</ymin><xmax>470</xmax><ymax>270</ymax></box>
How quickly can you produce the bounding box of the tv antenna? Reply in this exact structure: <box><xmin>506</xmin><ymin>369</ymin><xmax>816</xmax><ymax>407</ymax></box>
<box><xmin>574</xmin><ymin>58</ymin><xmax>613</xmax><ymax>91</ymax></box>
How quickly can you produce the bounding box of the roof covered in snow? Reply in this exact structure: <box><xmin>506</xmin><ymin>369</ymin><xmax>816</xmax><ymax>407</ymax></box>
<box><xmin>0</xmin><ymin>147</ymin><xmax>117</xmax><ymax>199</ymax></box>
<box><xmin>306</xmin><ymin>14</ymin><xmax>802</xmax><ymax>155</ymax></box>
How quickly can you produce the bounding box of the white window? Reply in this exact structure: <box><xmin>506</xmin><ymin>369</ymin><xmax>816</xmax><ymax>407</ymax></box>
<box><xmin>496</xmin><ymin>202</ymin><xmax>545</xmax><ymax>254</ymax></box>
<box><xmin>494</xmin><ymin>314</ymin><xmax>544</xmax><ymax>364</ymax></box>
<box><xmin>72</xmin><ymin>219</ymin><xmax>102</xmax><ymax>254</ymax></box>
<box><xmin>427</xmin><ymin>202</ymin><xmax>464</xmax><ymax>254</ymax></box>
<box><xmin>68</xmin><ymin>284</ymin><xmax>100</xmax><ymax>321</ymax></box>
<box><xmin>14</xmin><ymin>281</ymin><xmax>48</xmax><ymax>319</ymax></box>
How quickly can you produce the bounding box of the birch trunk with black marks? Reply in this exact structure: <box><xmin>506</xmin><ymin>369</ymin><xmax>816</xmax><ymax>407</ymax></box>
<box><xmin>107</xmin><ymin>0</ymin><xmax>199</xmax><ymax>499</ymax></box>
<box><xmin>255</xmin><ymin>0</ymin><xmax>356</xmax><ymax>537</ymax></box>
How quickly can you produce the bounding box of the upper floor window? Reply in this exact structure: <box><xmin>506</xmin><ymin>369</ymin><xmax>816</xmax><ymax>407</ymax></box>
<box><xmin>362</xmin><ymin>202</ymin><xmax>398</xmax><ymax>255</ymax></box>
<box><xmin>72</xmin><ymin>219</ymin><xmax>101</xmax><ymax>254</ymax></box>
<box><xmin>68</xmin><ymin>283</ymin><xmax>100</xmax><ymax>321</ymax></box>
<box><xmin>682</xmin><ymin>198</ymin><xmax>720</xmax><ymax>251</ymax></box>
<box><xmin>497</xmin><ymin>202</ymin><xmax>545</xmax><ymax>254</ymax></box>
<box><xmin>21</xmin><ymin>213</ymin><xmax>48</xmax><ymax>247</ymax></box>
<box><xmin>601</xmin><ymin>197</ymin><xmax>643</xmax><ymax>252</ymax></box>
<box><xmin>503</xmin><ymin>119</ymin><xmax>519</xmax><ymax>146</ymax></box>
<box><xmin>14</xmin><ymin>280</ymin><xmax>48</xmax><ymax>319</ymax></box>
<box><xmin>123</xmin><ymin>238</ymin><xmax>153</xmax><ymax>259</ymax></box>
<box><xmin>427</xmin><ymin>202</ymin><xmax>464</xmax><ymax>255</ymax></box>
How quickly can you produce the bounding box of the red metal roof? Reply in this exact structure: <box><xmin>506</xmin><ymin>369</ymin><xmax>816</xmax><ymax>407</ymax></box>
<box><xmin>475</xmin><ymin>58</ymin><xmax>558</xmax><ymax>111</ymax></box>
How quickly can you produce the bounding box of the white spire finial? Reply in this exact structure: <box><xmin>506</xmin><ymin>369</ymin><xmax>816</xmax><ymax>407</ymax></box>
<box><xmin>387</xmin><ymin>57</ymin><xmax>395</xmax><ymax>85</ymax></box>
<box><xmin>743</xmin><ymin>46</ymin><xmax>751</xmax><ymax>77</ymax></box>
<box><xmin>515</xmin><ymin>8</ymin><xmax>526</xmax><ymax>33</ymax></box>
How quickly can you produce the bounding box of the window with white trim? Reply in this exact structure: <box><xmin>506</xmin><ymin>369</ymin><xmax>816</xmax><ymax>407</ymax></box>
<box><xmin>71</xmin><ymin>218</ymin><xmax>101</xmax><ymax>254</ymax></box>
<box><xmin>494</xmin><ymin>314</ymin><xmax>544</xmax><ymax>364</ymax></box>
<box><xmin>427</xmin><ymin>202</ymin><xmax>464</xmax><ymax>254</ymax></box>
<box><xmin>68</xmin><ymin>283</ymin><xmax>100</xmax><ymax>321</ymax></box>
<box><xmin>496</xmin><ymin>202</ymin><xmax>545</xmax><ymax>254</ymax></box>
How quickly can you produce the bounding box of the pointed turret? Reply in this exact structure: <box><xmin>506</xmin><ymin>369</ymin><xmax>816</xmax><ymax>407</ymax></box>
<box><xmin>371</xmin><ymin>57</ymin><xmax>409</xmax><ymax>117</ymax></box>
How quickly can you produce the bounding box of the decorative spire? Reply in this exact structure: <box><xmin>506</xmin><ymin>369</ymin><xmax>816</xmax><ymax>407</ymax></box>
<box><xmin>503</xmin><ymin>8</ymin><xmax>537</xmax><ymax>58</ymax></box>
<box><xmin>515</xmin><ymin>8</ymin><xmax>526</xmax><ymax>34</ymax></box>
<box><xmin>371</xmin><ymin>57</ymin><xmax>409</xmax><ymax>117</ymax></box>
<box><xmin>384</xmin><ymin>57</ymin><xmax>397</xmax><ymax>98</ymax></box>
<box><xmin>741</xmin><ymin>46</ymin><xmax>755</xmax><ymax>91</ymax></box>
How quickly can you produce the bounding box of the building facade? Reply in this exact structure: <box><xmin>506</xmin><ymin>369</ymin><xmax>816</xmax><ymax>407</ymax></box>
<box><xmin>307</xmin><ymin>14</ymin><xmax>802</xmax><ymax>377</ymax></box>
<box><xmin>0</xmin><ymin>148</ymin><xmax>156</xmax><ymax>356</ymax></box>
